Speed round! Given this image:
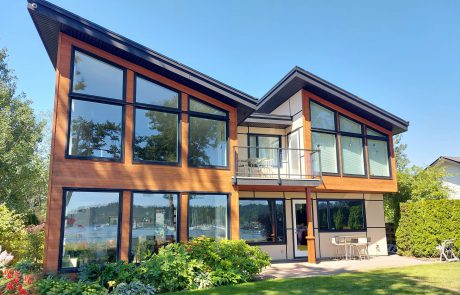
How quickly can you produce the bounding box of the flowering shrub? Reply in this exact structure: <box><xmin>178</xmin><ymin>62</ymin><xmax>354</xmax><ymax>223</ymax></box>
<box><xmin>0</xmin><ymin>247</ymin><xmax>14</xmax><ymax>268</ymax></box>
<box><xmin>24</xmin><ymin>224</ymin><xmax>45</xmax><ymax>263</ymax></box>
<box><xmin>0</xmin><ymin>268</ymin><xmax>35</xmax><ymax>295</ymax></box>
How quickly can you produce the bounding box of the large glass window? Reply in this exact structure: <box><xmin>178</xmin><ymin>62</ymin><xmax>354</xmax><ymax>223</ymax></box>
<box><xmin>317</xmin><ymin>200</ymin><xmax>365</xmax><ymax>231</ymax></box>
<box><xmin>61</xmin><ymin>190</ymin><xmax>121</xmax><ymax>269</ymax></box>
<box><xmin>188</xmin><ymin>98</ymin><xmax>228</xmax><ymax>167</ymax></box>
<box><xmin>239</xmin><ymin>199</ymin><xmax>285</xmax><ymax>244</ymax></box>
<box><xmin>68</xmin><ymin>99</ymin><xmax>123</xmax><ymax>160</ymax></box>
<box><xmin>188</xmin><ymin>194</ymin><xmax>228</xmax><ymax>240</ymax></box>
<box><xmin>311</xmin><ymin>132</ymin><xmax>338</xmax><ymax>173</ymax></box>
<box><xmin>72</xmin><ymin>50</ymin><xmax>124</xmax><ymax>100</ymax></box>
<box><xmin>248</xmin><ymin>135</ymin><xmax>281</xmax><ymax>167</ymax></box>
<box><xmin>368</xmin><ymin>138</ymin><xmax>390</xmax><ymax>177</ymax></box>
<box><xmin>131</xmin><ymin>193</ymin><xmax>178</xmax><ymax>263</ymax></box>
<box><xmin>339</xmin><ymin>116</ymin><xmax>365</xmax><ymax>176</ymax></box>
<box><xmin>310</xmin><ymin>101</ymin><xmax>338</xmax><ymax>174</ymax></box>
<box><xmin>134</xmin><ymin>75</ymin><xmax>180</xmax><ymax>164</ymax></box>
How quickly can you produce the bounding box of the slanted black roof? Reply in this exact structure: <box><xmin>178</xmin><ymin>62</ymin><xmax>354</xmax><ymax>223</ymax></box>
<box><xmin>27</xmin><ymin>0</ymin><xmax>258</xmax><ymax>123</ymax></box>
<box><xmin>28</xmin><ymin>0</ymin><xmax>409</xmax><ymax>134</ymax></box>
<box><xmin>430</xmin><ymin>156</ymin><xmax>460</xmax><ymax>167</ymax></box>
<box><xmin>257</xmin><ymin>67</ymin><xmax>409</xmax><ymax>134</ymax></box>
<box><xmin>239</xmin><ymin>113</ymin><xmax>292</xmax><ymax>129</ymax></box>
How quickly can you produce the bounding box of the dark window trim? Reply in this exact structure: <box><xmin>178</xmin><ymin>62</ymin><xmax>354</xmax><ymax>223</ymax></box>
<box><xmin>187</xmin><ymin>193</ymin><xmax>230</xmax><ymax>240</ymax></box>
<box><xmin>188</xmin><ymin>96</ymin><xmax>230</xmax><ymax>169</ymax></box>
<box><xmin>340</xmin><ymin>134</ymin><xmax>367</xmax><ymax>177</ymax></box>
<box><xmin>365</xmin><ymin>127</ymin><xmax>392</xmax><ymax>179</ymax></box>
<box><xmin>311</xmin><ymin>130</ymin><xmax>340</xmax><ymax>176</ymax></box>
<box><xmin>65</xmin><ymin>96</ymin><xmax>125</xmax><ymax>162</ymax></box>
<box><xmin>310</xmin><ymin>100</ymin><xmax>337</xmax><ymax>132</ymax></box>
<box><xmin>239</xmin><ymin>198</ymin><xmax>286</xmax><ymax>245</ymax></box>
<box><xmin>129</xmin><ymin>191</ymin><xmax>181</xmax><ymax>263</ymax></box>
<box><xmin>58</xmin><ymin>188</ymin><xmax>123</xmax><ymax>272</ymax></box>
<box><xmin>316</xmin><ymin>199</ymin><xmax>366</xmax><ymax>233</ymax></box>
<box><xmin>70</xmin><ymin>46</ymin><xmax>127</xmax><ymax>102</ymax></box>
<box><xmin>134</xmin><ymin>73</ymin><xmax>181</xmax><ymax>111</ymax></box>
<box><xmin>132</xmin><ymin>106</ymin><xmax>181</xmax><ymax>166</ymax></box>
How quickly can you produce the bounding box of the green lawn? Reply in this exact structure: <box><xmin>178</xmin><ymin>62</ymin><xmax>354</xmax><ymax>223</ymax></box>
<box><xmin>171</xmin><ymin>263</ymin><xmax>460</xmax><ymax>294</ymax></box>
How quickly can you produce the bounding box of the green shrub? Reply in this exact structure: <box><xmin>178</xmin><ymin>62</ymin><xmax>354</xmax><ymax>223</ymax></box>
<box><xmin>78</xmin><ymin>261</ymin><xmax>137</xmax><ymax>289</ymax></box>
<box><xmin>396</xmin><ymin>200</ymin><xmax>460</xmax><ymax>257</ymax></box>
<box><xmin>24</xmin><ymin>224</ymin><xmax>45</xmax><ymax>263</ymax></box>
<box><xmin>0</xmin><ymin>204</ymin><xmax>26</xmax><ymax>261</ymax></box>
<box><xmin>35</xmin><ymin>276</ymin><xmax>108</xmax><ymax>295</ymax></box>
<box><xmin>12</xmin><ymin>260</ymin><xmax>42</xmax><ymax>274</ymax></box>
<box><xmin>111</xmin><ymin>281</ymin><xmax>156</xmax><ymax>295</ymax></box>
<box><xmin>187</xmin><ymin>237</ymin><xmax>271</xmax><ymax>286</ymax></box>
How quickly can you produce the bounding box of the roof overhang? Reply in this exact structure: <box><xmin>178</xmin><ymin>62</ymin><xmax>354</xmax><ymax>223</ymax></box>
<box><xmin>27</xmin><ymin>0</ymin><xmax>257</xmax><ymax>123</ymax></box>
<box><xmin>240</xmin><ymin>113</ymin><xmax>292</xmax><ymax>128</ymax></box>
<box><xmin>257</xmin><ymin>67</ymin><xmax>409</xmax><ymax>134</ymax></box>
<box><xmin>429</xmin><ymin>156</ymin><xmax>460</xmax><ymax>168</ymax></box>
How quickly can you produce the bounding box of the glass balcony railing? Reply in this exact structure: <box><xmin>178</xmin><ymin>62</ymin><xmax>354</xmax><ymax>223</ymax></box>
<box><xmin>233</xmin><ymin>146</ymin><xmax>322</xmax><ymax>186</ymax></box>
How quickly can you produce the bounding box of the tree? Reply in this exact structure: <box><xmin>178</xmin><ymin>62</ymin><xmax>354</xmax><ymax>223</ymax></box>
<box><xmin>384</xmin><ymin>135</ymin><xmax>450</xmax><ymax>225</ymax></box>
<box><xmin>0</xmin><ymin>48</ymin><xmax>49</xmax><ymax>214</ymax></box>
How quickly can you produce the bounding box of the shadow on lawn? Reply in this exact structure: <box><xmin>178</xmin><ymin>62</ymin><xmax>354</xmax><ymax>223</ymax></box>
<box><xmin>183</xmin><ymin>268</ymin><xmax>458</xmax><ymax>295</ymax></box>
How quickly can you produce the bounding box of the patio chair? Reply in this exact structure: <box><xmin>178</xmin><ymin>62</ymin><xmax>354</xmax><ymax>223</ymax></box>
<box><xmin>351</xmin><ymin>237</ymin><xmax>370</xmax><ymax>260</ymax></box>
<box><xmin>331</xmin><ymin>236</ymin><xmax>346</xmax><ymax>260</ymax></box>
<box><xmin>436</xmin><ymin>240</ymin><xmax>459</xmax><ymax>262</ymax></box>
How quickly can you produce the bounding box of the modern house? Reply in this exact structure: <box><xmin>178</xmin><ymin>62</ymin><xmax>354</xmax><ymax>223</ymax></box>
<box><xmin>28</xmin><ymin>0</ymin><xmax>409</xmax><ymax>273</ymax></box>
<box><xmin>430</xmin><ymin>157</ymin><xmax>460</xmax><ymax>200</ymax></box>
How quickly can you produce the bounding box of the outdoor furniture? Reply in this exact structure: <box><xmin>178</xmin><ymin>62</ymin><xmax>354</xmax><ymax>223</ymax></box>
<box><xmin>350</xmin><ymin>237</ymin><xmax>370</xmax><ymax>260</ymax></box>
<box><xmin>436</xmin><ymin>240</ymin><xmax>459</xmax><ymax>262</ymax></box>
<box><xmin>331</xmin><ymin>236</ymin><xmax>346</xmax><ymax>260</ymax></box>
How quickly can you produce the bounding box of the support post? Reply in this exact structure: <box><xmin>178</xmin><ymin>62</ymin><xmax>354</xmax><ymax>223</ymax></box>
<box><xmin>306</xmin><ymin>187</ymin><xmax>316</xmax><ymax>263</ymax></box>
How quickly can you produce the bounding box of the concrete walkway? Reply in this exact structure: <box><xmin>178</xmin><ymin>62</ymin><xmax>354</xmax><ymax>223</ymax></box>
<box><xmin>260</xmin><ymin>255</ymin><xmax>436</xmax><ymax>279</ymax></box>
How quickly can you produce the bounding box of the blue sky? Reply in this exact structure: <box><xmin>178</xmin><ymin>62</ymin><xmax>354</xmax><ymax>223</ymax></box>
<box><xmin>1</xmin><ymin>0</ymin><xmax>459</xmax><ymax>167</ymax></box>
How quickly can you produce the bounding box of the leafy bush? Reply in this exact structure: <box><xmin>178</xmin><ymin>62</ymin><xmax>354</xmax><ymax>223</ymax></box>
<box><xmin>78</xmin><ymin>261</ymin><xmax>137</xmax><ymax>289</ymax></box>
<box><xmin>0</xmin><ymin>204</ymin><xmax>26</xmax><ymax>261</ymax></box>
<box><xmin>35</xmin><ymin>276</ymin><xmax>108</xmax><ymax>295</ymax></box>
<box><xmin>187</xmin><ymin>237</ymin><xmax>271</xmax><ymax>285</ymax></box>
<box><xmin>111</xmin><ymin>281</ymin><xmax>156</xmax><ymax>295</ymax></box>
<box><xmin>12</xmin><ymin>260</ymin><xmax>42</xmax><ymax>274</ymax></box>
<box><xmin>396</xmin><ymin>200</ymin><xmax>460</xmax><ymax>257</ymax></box>
<box><xmin>24</xmin><ymin>224</ymin><xmax>45</xmax><ymax>263</ymax></box>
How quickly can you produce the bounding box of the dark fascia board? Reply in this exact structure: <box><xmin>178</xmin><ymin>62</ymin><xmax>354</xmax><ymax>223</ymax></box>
<box><xmin>240</xmin><ymin>112</ymin><xmax>292</xmax><ymax>128</ymax></box>
<box><xmin>27</xmin><ymin>0</ymin><xmax>257</xmax><ymax>123</ymax></box>
<box><xmin>257</xmin><ymin>66</ymin><xmax>410</xmax><ymax>135</ymax></box>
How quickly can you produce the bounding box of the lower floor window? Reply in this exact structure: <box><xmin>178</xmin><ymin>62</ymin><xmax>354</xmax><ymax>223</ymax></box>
<box><xmin>131</xmin><ymin>193</ymin><xmax>178</xmax><ymax>263</ymax></box>
<box><xmin>239</xmin><ymin>199</ymin><xmax>285</xmax><ymax>244</ymax></box>
<box><xmin>188</xmin><ymin>194</ymin><xmax>228</xmax><ymax>240</ymax></box>
<box><xmin>61</xmin><ymin>190</ymin><xmax>121</xmax><ymax>269</ymax></box>
<box><xmin>318</xmin><ymin>200</ymin><xmax>365</xmax><ymax>231</ymax></box>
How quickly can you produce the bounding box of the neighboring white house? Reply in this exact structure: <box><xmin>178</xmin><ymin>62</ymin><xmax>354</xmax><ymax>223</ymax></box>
<box><xmin>430</xmin><ymin>156</ymin><xmax>460</xmax><ymax>200</ymax></box>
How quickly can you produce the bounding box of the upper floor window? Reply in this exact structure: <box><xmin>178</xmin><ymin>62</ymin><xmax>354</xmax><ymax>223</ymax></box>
<box><xmin>188</xmin><ymin>98</ymin><xmax>228</xmax><ymax>168</ymax></box>
<box><xmin>133</xmin><ymin>75</ymin><xmax>180</xmax><ymax>164</ymax></box>
<box><xmin>310</xmin><ymin>101</ymin><xmax>338</xmax><ymax>174</ymax></box>
<box><xmin>68</xmin><ymin>49</ymin><xmax>125</xmax><ymax>161</ymax></box>
<box><xmin>339</xmin><ymin>116</ymin><xmax>365</xmax><ymax>176</ymax></box>
<box><xmin>367</xmin><ymin>128</ymin><xmax>390</xmax><ymax>177</ymax></box>
<box><xmin>72</xmin><ymin>49</ymin><xmax>124</xmax><ymax>100</ymax></box>
<box><xmin>248</xmin><ymin>135</ymin><xmax>281</xmax><ymax>167</ymax></box>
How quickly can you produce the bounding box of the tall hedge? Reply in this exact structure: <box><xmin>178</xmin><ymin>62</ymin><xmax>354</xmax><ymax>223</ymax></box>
<box><xmin>396</xmin><ymin>200</ymin><xmax>460</xmax><ymax>257</ymax></box>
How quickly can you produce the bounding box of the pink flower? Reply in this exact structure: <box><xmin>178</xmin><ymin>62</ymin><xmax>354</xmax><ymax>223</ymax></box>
<box><xmin>6</xmin><ymin>282</ymin><xmax>15</xmax><ymax>291</ymax></box>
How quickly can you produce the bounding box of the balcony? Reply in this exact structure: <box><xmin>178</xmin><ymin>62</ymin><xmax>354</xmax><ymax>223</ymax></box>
<box><xmin>233</xmin><ymin>146</ymin><xmax>322</xmax><ymax>186</ymax></box>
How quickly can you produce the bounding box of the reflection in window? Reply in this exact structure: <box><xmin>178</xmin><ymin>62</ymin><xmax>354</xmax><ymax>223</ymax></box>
<box><xmin>189</xmin><ymin>98</ymin><xmax>228</xmax><ymax>167</ymax></box>
<box><xmin>131</xmin><ymin>193</ymin><xmax>178</xmax><ymax>263</ymax></box>
<box><xmin>317</xmin><ymin>200</ymin><xmax>365</xmax><ymax>231</ymax></box>
<box><xmin>239</xmin><ymin>199</ymin><xmax>285</xmax><ymax>244</ymax></box>
<box><xmin>341</xmin><ymin>136</ymin><xmax>365</xmax><ymax>175</ymax></box>
<box><xmin>61</xmin><ymin>190</ymin><xmax>120</xmax><ymax>269</ymax></box>
<box><xmin>368</xmin><ymin>139</ymin><xmax>390</xmax><ymax>177</ymax></box>
<box><xmin>248</xmin><ymin>135</ymin><xmax>280</xmax><ymax>167</ymax></box>
<box><xmin>311</xmin><ymin>132</ymin><xmax>338</xmax><ymax>173</ymax></box>
<box><xmin>340</xmin><ymin>116</ymin><xmax>362</xmax><ymax>134</ymax></box>
<box><xmin>134</xmin><ymin>109</ymin><xmax>178</xmax><ymax>163</ymax></box>
<box><xmin>310</xmin><ymin>102</ymin><xmax>336</xmax><ymax>130</ymax></box>
<box><xmin>188</xmin><ymin>194</ymin><xmax>228</xmax><ymax>240</ymax></box>
<box><xmin>135</xmin><ymin>76</ymin><xmax>179</xmax><ymax>108</ymax></box>
<box><xmin>72</xmin><ymin>50</ymin><xmax>124</xmax><ymax>100</ymax></box>
<box><xmin>68</xmin><ymin>99</ymin><xmax>122</xmax><ymax>159</ymax></box>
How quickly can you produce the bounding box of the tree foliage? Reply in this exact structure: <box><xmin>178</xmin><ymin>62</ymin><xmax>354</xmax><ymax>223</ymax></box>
<box><xmin>384</xmin><ymin>135</ymin><xmax>450</xmax><ymax>225</ymax></box>
<box><xmin>0</xmin><ymin>48</ymin><xmax>49</xmax><ymax>213</ymax></box>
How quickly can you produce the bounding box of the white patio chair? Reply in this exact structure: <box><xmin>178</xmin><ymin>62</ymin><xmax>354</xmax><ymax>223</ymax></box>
<box><xmin>331</xmin><ymin>236</ymin><xmax>346</xmax><ymax>260</ymax></box>
<box><xmin>351</xmin><ymin>237</ymin><xmax>370</xmax><ymax>260</ymax></box>
<box><xmin>436</xmin><ymin>240</ymin><xmax>459</xmax><ymax>262</ymax></box>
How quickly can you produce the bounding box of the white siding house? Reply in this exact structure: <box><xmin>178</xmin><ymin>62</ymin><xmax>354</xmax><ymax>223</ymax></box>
<box><xmin>430</xmin><ymin>157</ymin><xmax>460</xmax><ymax>200</ymax></box>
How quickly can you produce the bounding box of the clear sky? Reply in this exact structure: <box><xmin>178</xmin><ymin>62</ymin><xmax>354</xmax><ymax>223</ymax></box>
<box><xmin>1</xmin><ymin>0</ymin><xmax>459</xmax><ymax>167</ymax></box>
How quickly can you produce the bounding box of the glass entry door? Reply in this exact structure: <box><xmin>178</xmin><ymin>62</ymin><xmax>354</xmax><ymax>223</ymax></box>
<box><xmin>292</xmin><ymin>199</ymin><xmax>308</xmax><ymax>258</ymax></box>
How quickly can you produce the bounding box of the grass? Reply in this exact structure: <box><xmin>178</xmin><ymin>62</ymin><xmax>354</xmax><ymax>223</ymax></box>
<box><xmin>171</xmin><ymin>263</ymin><xmax>460</xmax><ymax>294</ymax></box>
